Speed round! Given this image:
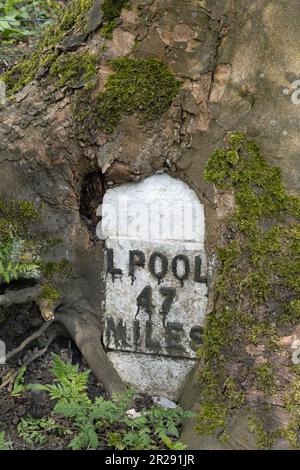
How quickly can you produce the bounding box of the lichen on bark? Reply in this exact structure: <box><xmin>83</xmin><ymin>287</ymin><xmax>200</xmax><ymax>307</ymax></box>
<box><xmin>196</xmin><ymin>133</ymin><xmax>300</xmax><ymax>448</ymax></box>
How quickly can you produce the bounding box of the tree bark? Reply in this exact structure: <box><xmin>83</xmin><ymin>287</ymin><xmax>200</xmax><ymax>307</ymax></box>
<box><xmin>1</xmin><ymin>0</ymin><xmax>300</xmax><ymax>449</ymax></box>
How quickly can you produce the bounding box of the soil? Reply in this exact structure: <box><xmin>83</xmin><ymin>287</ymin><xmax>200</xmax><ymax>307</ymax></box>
<box><xmin>0</xmin><ymin>302</ymin><xmax>153</xmax><ymax>450</ymax></box>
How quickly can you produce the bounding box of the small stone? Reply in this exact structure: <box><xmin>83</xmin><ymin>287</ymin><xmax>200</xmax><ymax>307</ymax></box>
<box><xmin>126</xmin><ymin>408</ymin><xmax>141</xmax><ymax>419</ymax></box>
<box><xmin>153</xmin><ymin>396</ymin><xmax>177</xmax><ymax>409</ymax></box>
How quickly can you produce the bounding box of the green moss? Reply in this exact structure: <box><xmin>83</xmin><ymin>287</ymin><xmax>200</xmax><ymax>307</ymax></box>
<box><xmin>101</xmin><ymin>20</ymin><xmax>117</xmax><ymax>39</ymax></box>
<box><xmin>74</xmin><ymin>57</ymin><xmax>181</xmax><ymax>133</ymax></box>
<box><xmin>40</xmin><ymin>284</ymin><xmax>62</xmax><ymax>305</ymax></box>
<box><xmin>1</xmin><ymin>0</ymin><xmax>94</xmax><ymax>96</ymax></box>
<box><xmin>41</xmin><ymin>260</ymin><xmax>72</xmax><ymax>279</ymax></box>
<box><xmin>248</xmin><ymin>415</ymin><xmax>300</xmax><ymax>450</ymax></box>
<box><xmin>280</xmin><ymin>300</ymin><xmax>300</xmax><ymax>326</ymax></box>
<box><xmin>0</xmin><ymin>199</ymin><xmax>41</xmax><ymax>284</ymax></box>
<box><xmin>103</xmin><ymin>0</ymin><xmax>128</xmax><ymax>22</ymax></box>
<box><xmin>0</xmin><ymin>199</ymin><xmax>40</xmax><ymax>241</ymax></box>
<box><xmin>49</xmin><ymin>52</ymin><xmax>97</xmax><ymax>90</ymax></box>
<box><xmin>197</xmin><ymin>133</ymin><xmax>300</xmax><ymax>443</ymax></box>
<box><xmin>195</xmin><ymin>402</ymin><xmax>227</xmax><ymax>436</ymax></box>
<box><xmin>254</xmin><ymin>363</ymin><xmax>276</xmax><ymax>395</ymax></box>
<box><xmin>248</xmin><ymin>417</ymin><xmax>275</xmax><ymax>450</ymax></box>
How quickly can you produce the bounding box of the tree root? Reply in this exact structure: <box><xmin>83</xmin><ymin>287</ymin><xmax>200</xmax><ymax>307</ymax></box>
<box><xmin>6</xmin><ymin>320</ymin><xmax>55</xmax><ymax>361</ymax></box>
<box><xmin>0</xmin><ymin>329</ymin><xmax>58</xmax><ymax>391</ymax></box>
<box><xmin>0</xmin><ymin>285</ymin><xmax>42</xmax><ymax>307</ymax></box>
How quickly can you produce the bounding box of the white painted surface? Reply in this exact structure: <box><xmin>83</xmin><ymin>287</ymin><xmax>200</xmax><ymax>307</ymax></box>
<box><xmin>99</xmin><ymin>173</ymin><xmax>205</xmax><ymax>243</ymax></box>
<box><xmin>109</xmin><ymin>352</ymin><xmax>195</xmax><ymax>400</ymax></box>
<box><xmin>100</xmin><ymin>174</ymin><xmax>207</xmax><ymax>398</ymax></box>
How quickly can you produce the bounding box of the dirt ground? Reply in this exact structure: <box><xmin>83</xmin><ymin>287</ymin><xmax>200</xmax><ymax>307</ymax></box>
<box><xmin>0</xmin><ymin>300</ymin><xmax>154</xmax><ymax>450</ymax></box>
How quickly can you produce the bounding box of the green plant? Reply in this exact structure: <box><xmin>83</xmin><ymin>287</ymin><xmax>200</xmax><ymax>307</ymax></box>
<box><xmin>0</xmin><ymin>240</ymin><xmax>40</xmax><ymax>284</ymax></box>
<box><xmin>0</xmin><ymin>0</ymin><xmax>62</xmax><ymax>44</ymax></box>
<box><xmin>18</xmin><ymin>417</ymin><xmax>65</xmax><ymax>447</ymax></box>
<box><xmin>0</xmin><ymin>199</ymin><xmax>41</xmax><ymax>285</ymax></box>
<box><xmin>0</xmin><ymin>432</ymin><xmax>10</xmax><ymax>450</ymax></box>
<box><xmin>11</xmin><ymin>366</ymin><xmax>27</xmax><ymax>397</ymax></box>
<box><xmin>1</xmin><ymin>0</ymin><xmax>94</xmax><ymax>95</ymax></box>
<box><xmin>28</xmin><ymin>355</ymin><xmax>193</xmax><ymax>450</ymax></box>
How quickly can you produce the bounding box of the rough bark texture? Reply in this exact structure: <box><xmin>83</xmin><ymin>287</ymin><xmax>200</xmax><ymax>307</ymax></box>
<box><xmin>1</xmin><ymin>0</ymin><xmax>300</xmax><ymax>449</ymax></box>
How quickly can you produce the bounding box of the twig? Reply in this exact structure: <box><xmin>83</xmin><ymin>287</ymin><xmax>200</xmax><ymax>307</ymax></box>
<box><xmin>0</xmin><ymin>333</ymin><xmax>57</xmax><ymax>391</ymax></box>
<box><xmin>6</xmin><ymin>320</ymin><xmax>54</xmax><ymax>361</ymax></box>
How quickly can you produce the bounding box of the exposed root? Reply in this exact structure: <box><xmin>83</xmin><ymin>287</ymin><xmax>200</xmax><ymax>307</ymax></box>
<box><xmin>0</xmin><ymin>331</ymin><xmax>57</xmax><ymax>391</ymax></box>
<box><xmin>0</xmin><ymin>285</ymin><xmax>42</xmax><ymax>307</ymax></box>
<box><xmin>6</xmin><ymin>320</ymin><xmax>55</xmax><ymax>361</ymax></box>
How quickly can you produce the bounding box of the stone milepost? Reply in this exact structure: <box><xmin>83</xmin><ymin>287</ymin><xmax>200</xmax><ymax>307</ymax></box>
<box><xmin>99</xmin><ymin>174</ymin><xmax>208</xmax><ymax>400</ymax></box>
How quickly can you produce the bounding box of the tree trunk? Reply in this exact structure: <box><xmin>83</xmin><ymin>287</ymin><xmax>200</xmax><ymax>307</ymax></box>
<box><xmin>1</xmin><ymin>0</ymin><xmax>300</xmax><ymax>449</ymax></box>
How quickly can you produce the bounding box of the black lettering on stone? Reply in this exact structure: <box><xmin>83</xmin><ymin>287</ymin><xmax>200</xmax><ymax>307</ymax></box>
<box><xmin>136</xmin><ymin>285</ymin><xmax>155</xmax><ymax>320</ymax></box>
<box><xmin>129</xmin><ymin>250</ymin><xmax>145</xmax><ymax>285</ymax></box>
<box><xmin>145</xmin><ymin>320</ymin><xmax>161</xmax><ymax>353</ymax></box>
<box><xmin>149</xmin><ymin>252</ymin><xmax>168</xmax><ymax>284</ymax></box>
<box><xmin>194</xmin><ymin>256</ymin><xmax>207</xmax><ymax>284</ymax></box>
<box><xmin>133</xmin><ymin>319</ymin><xmax>141</xmax><ymax>351</ymax></box>
<box><xmin>165</xmin><ymin>321</ymin><xmax>185</xmax><ymax>352</ymax></box>
<box><xmin>106</xmin><ymin>248</ymin><xmax>123</xmax><ymax>283</ymax></box>
<box><xmin>105</xmin><ymin>317</ymin><xmax>130</xmax><ymax>349</ymax></box>
<box><xmin>159</xmin><ymin>287</ymin><xmax>176</xmax><ymax>327</ymax></box>
<box><xmin>172</xmin><ymin>255</ymin><xmax>190</xmax><ymax>287</ymax></box>
<box><xmin>189</xmin><ymin>325</ymin><xmax>203</xmax><ymax>351</ymax></box>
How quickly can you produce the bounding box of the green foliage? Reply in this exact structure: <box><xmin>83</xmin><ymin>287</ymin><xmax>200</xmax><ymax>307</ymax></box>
<box><xmin>0</xmin><ymin>199</ymin><xmax>41</xmax><ymax>285</ymax></box>
<box><xmin>30</xmin><ymin>354</ymin><xmax>90</xmax><ymax>404</ymax></box>
<box><xmin>196</xmin><ymin>133</ymin><xmax>300</xmax><ymax>443</ymax></box>
<box><xmin>11</xmin><ymin>366</ymin><xmax>27</xmax><ymax>397</ymax></box>
<box><xmin>0</xmin><ymin>240</ymin><xmax>40</xmax><ymax>284</ymax></box>
<box><xmin>1</xmin><ymin>0</ymin><xmax>94</xmax><ymax>95</ymax></box>
<box><xmin>0</xmin><ymin>432</ymin><xmax>9</xmax><ymax>450</ymax></box>
<box><xmin>18</xmin><ymin>417</ymin><xmax>65</xmax><ymax>447</ymax></box>
<box><xmin>28</xmin><ymin>355</ymin><xmax>193</xmax><ymax>450</ymax></box>
<box><xmin>49</xmin><ymin>52</ymin><xmax>97</xmax><ymax>90</ymax></box>
<box><xmin>0</xmin><ymin>0</ymin><xmax>62</xmax><ymax>44</ymax></box>
<box><xmin>75</xmin><ymin>57</ymin><xmax>181</xmax><ymax>133</ymax></box>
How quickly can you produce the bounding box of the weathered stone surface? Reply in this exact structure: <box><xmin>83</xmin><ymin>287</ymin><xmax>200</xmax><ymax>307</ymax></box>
<box><xmin>101</xmin><ymin>174</ymin><xmax>208</xmax><ymax>398</ymax></box>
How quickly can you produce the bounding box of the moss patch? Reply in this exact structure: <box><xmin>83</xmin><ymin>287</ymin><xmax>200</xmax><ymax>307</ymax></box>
<box><xmin>101</xmin><ymin>0</ymin><xmax>128</xmax><ymax>38</ymax></box>
<box><xmin>103</xmin><ymin>0</ymin><xmax>128</xmax><ymax>22</ymax></box>
<box><xmin>74</xmin><ymin>57</ymin><xmax>181</xmax><ymax>133</ymax></box>
<box><xmin>41</xmin><ymin>259</ymin><xmax>73</xmax><ymax>280</ymax></box>
<box><xmin>196</xmin><ymin>134</ymin><xmax>300</xmax><ymax>447</ymax></box>
<box><xmin>40</xmin><ymin>284</ymin><xmax>62</xmax><ymax>306</ymax></box>
<box><xmin>49</xmin><ymin>52</ymin><xmax>98</xmax><ymax>90</ymax></box>
<box><xmin>0</xmin><ymin>199</ymin><xmax>41</xmax><ymax>284</ymax></box>
<box><xmin>1</xmin><ymin>0</ymin><xmax>94</xmax><ymax>96</ymax></box>
<box><xmin>0</xmin><ymin>199</ymin><xmax>40</xmax><ymax>242</ymax></box>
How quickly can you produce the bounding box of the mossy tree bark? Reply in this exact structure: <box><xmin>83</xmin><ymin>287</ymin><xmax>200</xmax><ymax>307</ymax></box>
<box><xmin>1</xmin><ymin>0</ymin><xmax>300</xmax><ymax>449</ymax></box>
